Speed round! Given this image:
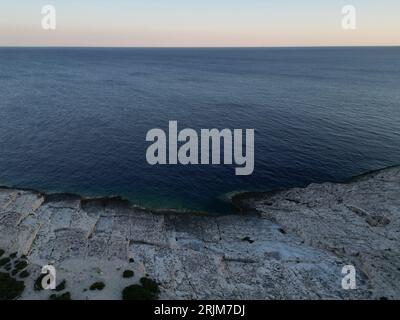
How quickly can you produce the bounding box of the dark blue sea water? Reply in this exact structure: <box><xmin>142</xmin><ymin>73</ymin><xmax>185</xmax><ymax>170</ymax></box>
<box><xmin>0</xmin><ymin>47</ymin><xmax>399</xmax><ymax>213</ymax></box>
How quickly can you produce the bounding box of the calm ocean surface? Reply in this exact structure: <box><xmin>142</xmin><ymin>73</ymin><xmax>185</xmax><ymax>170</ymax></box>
<box><xmin>0</xmin><ymin>47</ymin><xmax>399</xmax><ymax>213</ymax></box>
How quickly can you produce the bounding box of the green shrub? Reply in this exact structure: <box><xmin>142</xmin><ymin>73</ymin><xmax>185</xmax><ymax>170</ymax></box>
<box><xmin>0</xmin><ymin>272</ymin><xmax>25</xmax><ymax>300</ymax></box>
<box><xmin>9</xmin><ymin>252</ymin><xmax>17</xmax><ymax>259</ymax></box>
<box><xmin>122</xmin><ymin>277</ymin><xmax>160</xmax><ymax>300</ymax></box>
<box><xmin>14</xmin><ymin>260</ymin><xmax>28</xmax><ymax>272</ymax></box>
<box><xmin>34</xmin><ymin>274</ymin><xmax>46</xmax><ymax>291</ymax></box>
<box><xmin>122</xmin><ymin>270</ymin><xmax>134</xmax><ymax>278</ymax></box>
<box><xmin>49</xmin><ymin>292</ymin><xmax>71</xmax><ymax>300</ymax></box>
<box><xmin>122</xmin><ymin>285</ymin><xmax>154</xmax><ymax>300</ymax></box>
<box><xmin>0</xmin><ymin>249</ymin><xmax>4</xmax><ymax>257</ymax></box>
<box><xmin>140</xmin><ymin>277</ymin><xmax>160</xmax><ymax>295</ymax></box>
<box><xmin>0</xmin><ymin>257</ymin><xmax>11</xmax><ymax>267</ymax></box>
<box><xmin>55</xmin><ymin>280</ymin><xmax>66</xmax><ymax>292</ymax></box>
<box><xmin>19</xmin><ymin>270</ymin><xmax>30</xmax><ymax>279</ymax></box>
<box><xmin>89</xmin><ymin>282</ymin><xmax>105</xmax><ymax>291</ymax></box>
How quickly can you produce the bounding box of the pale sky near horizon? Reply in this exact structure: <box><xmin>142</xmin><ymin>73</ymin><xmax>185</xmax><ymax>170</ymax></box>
<box><xmin>1</xmin><ymin>0</ymin><xmax>399</xmax><ymax>47</ymax></box>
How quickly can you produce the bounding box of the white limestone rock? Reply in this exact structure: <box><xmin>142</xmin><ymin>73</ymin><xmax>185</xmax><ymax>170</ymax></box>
<box><xmin>0</xmin><ymin>166</ymin><xmax>398</xmax><ymax>299</ymax></box>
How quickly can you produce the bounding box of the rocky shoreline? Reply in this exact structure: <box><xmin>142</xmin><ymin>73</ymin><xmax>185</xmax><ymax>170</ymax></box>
<box><xmin>0</xmin><ymin>166</ymin><xmax>399</xmax><ymax>299</ymax></box>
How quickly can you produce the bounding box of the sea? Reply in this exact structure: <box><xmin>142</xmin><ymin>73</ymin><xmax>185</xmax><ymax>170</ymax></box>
<box><xmin>0</xmin><ymin>47</ymin><xmax>399</xmax><ymax>213</ymax></box>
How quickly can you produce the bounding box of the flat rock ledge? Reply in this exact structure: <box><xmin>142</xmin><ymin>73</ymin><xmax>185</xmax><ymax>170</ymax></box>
<box><xmin>0</xmin><ymin>166</ymin><xmax>399</xmax><ymax>300</ymax></box>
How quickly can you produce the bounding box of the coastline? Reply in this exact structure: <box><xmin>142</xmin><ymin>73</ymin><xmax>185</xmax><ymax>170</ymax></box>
<box><xmin>0</xmin><ymin>185</ymin><xmax>223</xmax><ymax>217</ymax></box>
<box><xmin>0</xmin><ymin>165</ymin><xmax>399</xmax><ymax>299</ymax></box>
<box><xmin>231</xmin><ymin>164</ymin><xmax>400</xmax><ymax>213</ymax></box>
<box><xmin>1</xmin><ymin>165</ymin><xmax>399</xmax><ymax>217</ymax></box>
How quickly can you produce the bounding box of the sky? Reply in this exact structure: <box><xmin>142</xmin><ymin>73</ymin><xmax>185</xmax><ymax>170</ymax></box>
<box><xmin>0</xmin><ymin>0</ymin><xmax>399</xmax><ymax>47</ymax></box>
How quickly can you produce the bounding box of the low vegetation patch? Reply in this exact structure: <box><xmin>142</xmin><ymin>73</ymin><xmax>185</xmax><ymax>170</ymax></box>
<box><xmin>0</xmin><ymin>257</ymin><xmax>11</xmax><ymax>267</ymax></box>
<box><xmin>90</xmin><ymin>282</ymin><xmax>105</xmax><ymax>291</ymax></box>
<box><xmin>34</xmin><ymin>274</ymin><xmax>46</xmax><ymax>291</ymax></box>
<box><xmin>11</xmin><ymin>269</ymin><xmax>19</xmax><ymax>276</ymax></box>
<box><xmin>55</xmin><ymin>280</ymin><xmax>66</xmax><ymax>292</ymax></box>
<box><xmin>0</xmin><ymin>272</ymin><xmax>25</xmax><ymax>300</ymax></box>
<box><xmin>14</xmin><ymin>260</ymin><xmax>28</xmax><ymax>272</ymax></box>
<box><xmin>49</xmin><ymin>292</ymin><xmax>71</xmax><ymax>300</ymax></box>
<box><xmin>140</xmin><ymin>277</ymin><xmax>160</xmax><ymax>294</ymax></box>
<box><xmin>122</xmin><ymin>270</ymin><xmax>134</xmax><ymax>278</ymax></box>
<box><xmin>9</xmin><ymin>253</ymin><xmax>17</xmax><ymax>259</ymax></box>
<box><xmin>19</xmin><ymin>270</ymin><xmax>30</xmax><ymax>279</ymax></box>
<box><xmin>122</xmin><ymin>277</ymin><xmax>160</xmax><ymax>300</ymax></box>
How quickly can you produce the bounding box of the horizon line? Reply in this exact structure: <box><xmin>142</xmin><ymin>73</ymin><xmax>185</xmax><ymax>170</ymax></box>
<box><xmin>1</xmin><ymin>45</ymin><xmax>400</xmax><ymax>49</ymax></box>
